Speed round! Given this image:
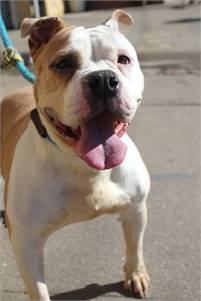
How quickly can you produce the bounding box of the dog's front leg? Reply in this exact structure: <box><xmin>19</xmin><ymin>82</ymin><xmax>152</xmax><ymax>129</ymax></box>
<box><xmin>119</xmin><ymin>201</ymin><xmax>150</xmax><ymax>298</ymax></box>
<box><xmin>10</xmin><ymin>233</ymin><xmax>50</xmax><ymax>301</ymax></box>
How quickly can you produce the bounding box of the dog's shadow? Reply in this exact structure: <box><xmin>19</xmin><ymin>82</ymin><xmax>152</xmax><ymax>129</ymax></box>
<box><xmin>51</xmin><ymin>281</ymin><xmax>137</xmax><ymax>300</ymax></box>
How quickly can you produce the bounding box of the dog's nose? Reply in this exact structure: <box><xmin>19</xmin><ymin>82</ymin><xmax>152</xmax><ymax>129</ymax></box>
<box><xmin>86</xmin><ymin>70</ymin><xmax>119</xmax><ymax>98</ymax></box>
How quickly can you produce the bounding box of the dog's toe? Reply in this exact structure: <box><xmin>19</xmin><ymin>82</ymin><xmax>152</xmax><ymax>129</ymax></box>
<box><xmin>124</xmin><ymin>270</ymin><xmax>150</xmax><ymax>298</ymax></box>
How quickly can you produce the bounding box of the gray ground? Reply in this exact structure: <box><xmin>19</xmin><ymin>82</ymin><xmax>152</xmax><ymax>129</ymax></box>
<box><xmin>0</xmin><ymin>4</ymin><xmax>201</xmax><ymax>301</ymax></box>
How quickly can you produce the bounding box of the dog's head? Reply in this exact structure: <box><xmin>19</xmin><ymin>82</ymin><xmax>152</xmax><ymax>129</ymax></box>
<box><xmin>21</xmin><ymin>10</ymin><xmax>144</xmax><ymax>170</ymax></box>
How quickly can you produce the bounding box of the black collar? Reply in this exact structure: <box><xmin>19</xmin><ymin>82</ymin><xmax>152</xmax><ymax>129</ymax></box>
<box><xmin>30</xmin><ymin>109</ymin><xmax>57</xmax><ymax>146</ymax></box>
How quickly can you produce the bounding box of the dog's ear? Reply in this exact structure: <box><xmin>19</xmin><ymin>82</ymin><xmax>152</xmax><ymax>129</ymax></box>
<box><xmin>104</xmin><ymin>9</ymin><xmax>134</xmax><ymax>30</ymax></box>
<box><xmin>20</xmin><ymin>17</ymin><xmax>65</xmax><ymax>58</ymax></box>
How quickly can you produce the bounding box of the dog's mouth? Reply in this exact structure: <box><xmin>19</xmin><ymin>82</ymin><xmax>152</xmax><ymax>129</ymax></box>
<box><xmin>45</xmin><ymin>108</ymin><xmax>129</xmax><ymax>170</ymax></box>
<box><xmin>45</xmin><ymin>108</ymin><xmax>81</xmax><ymax>145</ymax></box>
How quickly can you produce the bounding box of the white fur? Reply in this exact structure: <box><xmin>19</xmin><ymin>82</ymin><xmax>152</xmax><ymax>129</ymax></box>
<box><xmin>7</xmin><ymin>121</ymin><xmax>150</xmax><ymax>300</ymax></box>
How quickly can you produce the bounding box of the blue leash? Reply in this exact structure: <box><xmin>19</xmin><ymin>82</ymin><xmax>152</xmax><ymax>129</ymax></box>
<box><xmin>0</xmin><ymin>11</ymin><xmax>36</xmax><ymax>83</ymax></box>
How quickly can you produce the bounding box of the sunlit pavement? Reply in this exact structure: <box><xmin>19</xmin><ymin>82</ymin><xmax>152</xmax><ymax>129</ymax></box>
<box><xmin>1</xmin><ymin>4</ymin><xmax>200</xmax><ymax>301</ymax></box>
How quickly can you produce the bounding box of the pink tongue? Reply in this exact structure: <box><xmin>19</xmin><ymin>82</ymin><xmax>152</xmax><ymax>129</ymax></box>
<box><xmin>75</xmin><ymin>112</ymin><xmax>127</xmax><ymax>170</ymax></box>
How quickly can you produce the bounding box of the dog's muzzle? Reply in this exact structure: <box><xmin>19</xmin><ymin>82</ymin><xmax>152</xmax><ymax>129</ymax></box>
<box><xmin>84</xmin><ymin>70</ymin><xmax>119</xmax><ymax>99</ymax></box>
<box><xmin>41</xmin><ymin>71</ymin><xmax>130</xmax><ymax>171</ymax></box>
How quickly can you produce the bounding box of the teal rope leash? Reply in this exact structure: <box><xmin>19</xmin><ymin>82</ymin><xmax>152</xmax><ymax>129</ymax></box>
<box><xmin>0</xmin><ymin>11</ymin><xmax>36</xmax><ymax>83</ymax></box>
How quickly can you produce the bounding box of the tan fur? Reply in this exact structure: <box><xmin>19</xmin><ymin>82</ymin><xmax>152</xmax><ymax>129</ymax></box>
<box><xmin>1</xmin><ymin>86</ymin><xmax>35</xmax><ymax>207</ymax></box>
<box><xmin>31</xmin><ymin>26</ymin><xmax>80</xmax><ymax>153</ymax></box>
<box><xmin>21</xmin><ymin>17</ymin><xmax>66</xmax><ymax>59</ymax></box>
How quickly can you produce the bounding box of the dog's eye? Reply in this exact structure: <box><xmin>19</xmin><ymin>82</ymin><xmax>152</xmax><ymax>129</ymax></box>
<box><xmin>54</xmin><ymin>59</ymin><xmax>73</xmax><ymax>71</ymax></box>
<box><xmin>118</xmin><ymin>55</ymin><xmax>130</xmax><ymax>65</ymax></box>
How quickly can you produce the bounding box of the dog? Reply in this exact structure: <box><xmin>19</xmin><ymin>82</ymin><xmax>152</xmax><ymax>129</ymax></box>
<box><xmin>1</xmin><ymin>10</ymin><xmax>150</xmax><ymax>301</ymax></box>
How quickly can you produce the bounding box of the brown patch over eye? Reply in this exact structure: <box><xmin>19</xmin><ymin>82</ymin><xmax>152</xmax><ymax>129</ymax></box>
<box><xmin>54</xmin><ymin>59</ymin><xmax>74</xmax><ymax>71</ymax></box>
<box><xmin>50</xmin><ymin>51</ymin><xmax>81</xmax><ymax>77</ymax></box>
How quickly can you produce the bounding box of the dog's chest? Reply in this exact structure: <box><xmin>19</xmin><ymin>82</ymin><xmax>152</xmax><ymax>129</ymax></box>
<box><xmin>38</xmin><ymin>166</ymin><xmax>130</xmax><ymax>227</ymax></box>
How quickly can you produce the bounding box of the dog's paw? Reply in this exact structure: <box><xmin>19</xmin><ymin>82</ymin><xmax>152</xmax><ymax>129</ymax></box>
<box><xmin>123</xmin><ymin>269</ymin><xmax>150</xmax><ymax>298</ymax></box>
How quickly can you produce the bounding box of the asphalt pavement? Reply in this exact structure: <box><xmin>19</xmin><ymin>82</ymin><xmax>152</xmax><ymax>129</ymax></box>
<box><xmin>0</xmin><ymin>4</ymin><xmax>201</xmax><ymax>301</ymax></box>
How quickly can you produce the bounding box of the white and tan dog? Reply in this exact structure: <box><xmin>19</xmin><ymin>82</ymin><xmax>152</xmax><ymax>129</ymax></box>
<box><xmin>1</xmin><ymin>10</ymin><xmax>150</xmax><ymax>301</ymax></box>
